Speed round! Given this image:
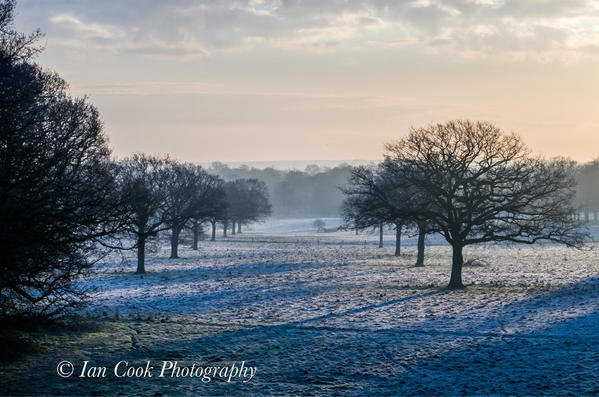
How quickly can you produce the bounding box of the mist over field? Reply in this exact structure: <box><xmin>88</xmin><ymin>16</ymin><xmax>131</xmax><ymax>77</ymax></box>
<box><xmin>206</xmin><ymin>160</ymin><xmax>599</xmax><ymax>222</ymax></box>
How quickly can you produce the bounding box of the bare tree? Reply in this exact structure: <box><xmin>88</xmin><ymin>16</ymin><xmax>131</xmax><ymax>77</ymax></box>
<box><xmin>342</xmin><ymin>166</ymin><xmax>402</xmax><ymax>253</ymax></box>
<box><xmin>203</xmin><ymin>191</ymin><xmax>228</xmax><ymax>242</ymax></box>
<box><xmin>222</xmin><ymin>219</ymin><xmax>229</xmax><ymax>238</ymax></box>
<box><xmin>224</xmin><ymin>179</ymin><xmax>271</xmax><ymax>234</ymax></box>
<box><xmin>379</xmin><ymin>159</ymin><xmax>435</xmax><ymax>266</ymax></box>
<box><xmin>163</xmin><ymin>163</ymin><xmax>198</xmax><ymax>258</ymax></box>
<box><xmin>223</xmin><ymin>181</ymin><xmax>239</xmax><ymax>235</ymax></box>
<box><xmin>162</xmin><ymin>163</ymin><xmax>215</xmax><ymax>259</ymax></box>
<box><xmin>342</xmin><ymin>163</ymin><xmax>430</xmax><ymax>260</ymax></box>
<box><xmin>386</xmin><ymin>120</ymin><xmax>587</xmax><ymax>288</ymax></box>
<box><xmin>188</xmin><ymin>219</ymin><xmax>204</xmax><ymax>249</ymax></box>
<box><xmin>0</xmin><ymin>0</ymin><xmax>43</xmax><ymax>64</ymax></box>
<box><xmin>313</xmin><ymin>219</ymin><xmax>326</xmax><ymax>233</ymax></box>
<box><xmin>117</xmin><ymin>155</ymin><xmax>171</xmax><ymax>274</ymax></box>
<box><xmin>187</xmin><ymin>172</ymin><xmax>226</xmax><ymax>249</ymax></box>
<box><xmin>209</xmin><ymin>190</ymin><xmax>228</xmax><ymax>241</ymax></box>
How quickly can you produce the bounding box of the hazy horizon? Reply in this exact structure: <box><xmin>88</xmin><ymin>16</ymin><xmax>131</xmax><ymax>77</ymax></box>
<box><xmin>14</xmin><ymin>0</ymin><xmax>599</xmax><ymax>163</ymax></box>
<box><xmin>202</xmin><ymin>159</ymin><xmax>375</xmax><ymax>170</ymax></box>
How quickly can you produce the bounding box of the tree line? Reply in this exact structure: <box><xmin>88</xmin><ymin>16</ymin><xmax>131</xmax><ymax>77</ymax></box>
<box><xmin>0</xmin><ymin>1</ymin><xmax>270</xmax><ymax>317</ymax></box>
<box><xmin>210</xmin><ymin>158</ymin><xmax>599</xmax><ymax>224</ymax></box>
<box><xmin>113</xmin><ymin>155</ymin><xmax>270</xmax><ymax>275</ymax></box>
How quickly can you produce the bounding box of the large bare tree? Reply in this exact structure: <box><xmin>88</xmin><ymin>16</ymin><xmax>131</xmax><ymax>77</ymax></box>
<box><xmin>386</xmin><ymin>120</ymin><xmax>586</xmax><ymax>288</ymax></box>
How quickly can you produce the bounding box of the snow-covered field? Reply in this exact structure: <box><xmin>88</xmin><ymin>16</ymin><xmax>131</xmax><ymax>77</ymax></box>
<box><xmin>4</xmin><ymin>220</ymin><xmax>599</xmax><ymax>395</ymax></box>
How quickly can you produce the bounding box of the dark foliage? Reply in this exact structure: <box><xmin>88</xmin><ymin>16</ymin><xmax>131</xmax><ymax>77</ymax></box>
<box><xmin>0</xmin><ymin>0</ymin><xmax>120</xmax><ymax>316</ymax></box>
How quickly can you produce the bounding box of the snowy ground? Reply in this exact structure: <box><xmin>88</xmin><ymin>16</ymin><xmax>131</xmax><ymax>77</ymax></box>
<box><xmin>2</xmin><ymin>221</ymin><xmax>599</xmax><ymax>395</ymax></box>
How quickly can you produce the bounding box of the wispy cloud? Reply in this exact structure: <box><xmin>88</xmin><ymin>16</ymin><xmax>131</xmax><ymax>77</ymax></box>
<box><xmin>18</xmin><ymin>0</ymin><xmax>599</xmax><ymax>62</ymax></box>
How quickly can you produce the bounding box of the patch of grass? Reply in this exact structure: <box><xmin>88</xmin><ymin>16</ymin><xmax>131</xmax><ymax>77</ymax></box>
<box><xmin>0</xmin><ymin>315</ymin><xmax>108</xmax><ymax>363</ymax></box>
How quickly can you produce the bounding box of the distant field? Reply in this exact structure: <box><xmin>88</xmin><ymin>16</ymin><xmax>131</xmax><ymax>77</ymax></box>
<box><xmin>2</xmin><ymin>222</ymin><xmax>599</xmax><ymax>395</ymax></box>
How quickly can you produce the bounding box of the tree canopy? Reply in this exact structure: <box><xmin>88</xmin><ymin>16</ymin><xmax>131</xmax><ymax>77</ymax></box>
<box><xmin>385</xmin><ymin>120</ymin><xmax>586</xmax><ymax>288</ymax></box>
<box><xmin>0</xmin><ymin>0</ymin><xmax>120</xmax><ymax>316</ymax></box>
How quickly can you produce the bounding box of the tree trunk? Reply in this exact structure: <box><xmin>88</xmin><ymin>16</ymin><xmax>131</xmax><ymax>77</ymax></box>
<box><xmin>238</xmin><ymin>222</ymin><xmax>241</xmax><ymax>233</ymax></box>
<box><xmin>170</xmin><ymin>226</ymin><xmax>181</xmax><ymax>259</ymax></box>
<box><xmin>223</xmin><ymin>222</ymin><xmax>228</xmax><ymax>237</ymax></box>
<box><xmin>355</xmin><ymin>228</ymin><xmax>358</xmax><ymax>235</ymax></box>
<box><xmin>231</xmin><ymin>220</ymin><xmax>236</xmax><ymax>235</ymax></box>
<box><xmin>394</xmin><ymin>223</ymin><xmax>402</xmax><ymax>256</ymax></box>
<box><xmin>136</xmin><ymin>235</ymin><xmax>146</xmax><ymax>274</ymax></box>
<box><xmin>211</xmin><ymin>220</ymin><xmax>216</xmax><ymax>241</ymax></box>
<box><xmin>378</xmin><ymin>223</ymin><xmax>383</xmax><ymax>248</ymax></box>
<box><xmin>415</xmin><ymin>223</ymin><xmax>426</xmax><ymax>267</ymax></box>
<box><xmin>448</xmin><ymin>243</ymin><xmax>465</xmax><ymax>289</ymax></box>
<box><xmin>191</xmin><ymin>220</ymin><xmax>199</xmax><ymax>250</ymax></box>
<box><xmin>585</xmin><ymin>209</ymin><xmax>589</xmax><ymax>222</ymax></box>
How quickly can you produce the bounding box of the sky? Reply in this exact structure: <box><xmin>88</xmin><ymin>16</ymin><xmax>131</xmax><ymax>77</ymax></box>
<box><xmin>13</xmin><ymin>0</ymin><xmax>599</xmax><ymax>163</ymax></box>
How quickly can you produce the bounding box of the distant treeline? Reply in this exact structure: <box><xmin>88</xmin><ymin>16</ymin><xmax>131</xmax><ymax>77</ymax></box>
<box><xmin>576</xmin><ymin>160</ymin><xmax>599</xmax><ymax>222</ymax></box>
<box><xmin>207</xmin><ymin>162</ymin><xmax>356</xmax><ymax>218</ymax></box>
<box><xmin>208</xmin><ymin>160</ymin><xmax>599</xmax><ymax>222</ymax></box>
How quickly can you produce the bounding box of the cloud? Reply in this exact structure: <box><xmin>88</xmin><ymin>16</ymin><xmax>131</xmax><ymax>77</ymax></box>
<box><xmin>49</xmin><ymin>13</ymin><xmax>117</xmax><ymax>40</ymax></box>
<box><xmin>18</xmin><ymin>0</ymin><xmax>599</xmax><ymax>62</ymax></box>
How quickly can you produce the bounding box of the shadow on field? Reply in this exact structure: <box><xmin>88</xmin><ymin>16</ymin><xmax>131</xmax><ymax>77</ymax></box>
<box><xmin>459</xmin><ymin>276</ymin><xmax>599</xmax><ymax>336</ymax></box>
<box><xmin>4</xmin><ymin>277</ymin><xmax>599</xmax><ymax>395</ymax></box>
<box><xmin>98</xmin><ymin>276</ymin><xmax>343</xmax><ymax>316</ymax></box>
<box><xmin>169</xmin><ymin>276</ymin><xmax>599</xmax><ymax>395</ymax></box>
<box><xmin>86</xmin><ymin>260</ymin><xmax>331</xmax><ymax>294</ymax></box>
<box><xmin>293</xmin><ymin>290</ymin><xmax>446</xmax><ymax>326</ymax></box>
